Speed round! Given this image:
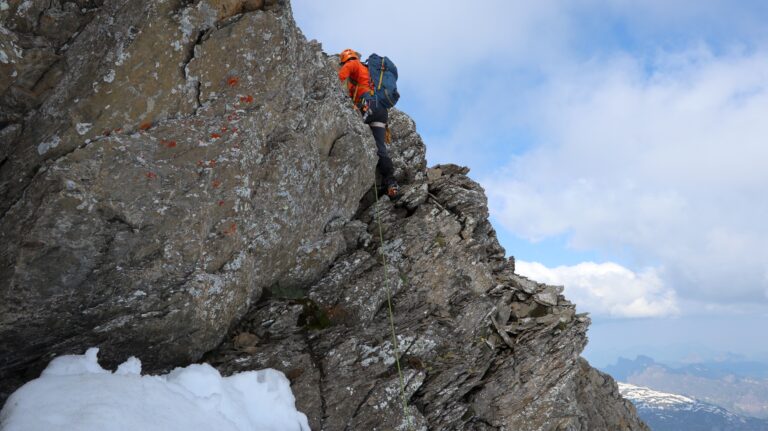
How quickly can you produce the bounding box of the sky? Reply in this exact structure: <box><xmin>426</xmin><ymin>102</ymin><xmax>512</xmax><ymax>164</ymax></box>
<box><xmin>292</xmin><ymin>0</ymin><xmax>768</xmax><ymax>368</ymax></box>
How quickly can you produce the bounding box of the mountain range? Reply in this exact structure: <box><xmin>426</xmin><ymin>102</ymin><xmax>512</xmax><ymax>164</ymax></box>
<box><xmin>619</xmin><ymin>383</ymin><xmax>768</xmax><ymax>431</ymax></box>
<box><xmin>605</xmin><ymin>355</ymin><xmax>768</xmax><ymax>421</ymax></box>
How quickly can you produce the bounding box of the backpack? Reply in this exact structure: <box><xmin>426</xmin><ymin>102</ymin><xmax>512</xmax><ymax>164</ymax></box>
<box><xmin>365</xmin><ymin>54</ymin><xmax>400</xmax><ymax>109</ymax></box>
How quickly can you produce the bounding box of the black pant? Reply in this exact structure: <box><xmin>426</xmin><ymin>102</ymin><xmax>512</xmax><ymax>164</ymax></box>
<box><xmin>364</xmin><ymin>106</ymin><xmax>396</xmax><ymax>186</ymax></box>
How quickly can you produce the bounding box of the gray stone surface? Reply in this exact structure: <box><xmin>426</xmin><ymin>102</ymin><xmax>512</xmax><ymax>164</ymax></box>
<box><xmin>1</xmin><ymin>1</ymin><xmax>649</xmax><ymax>429</ymax></box>
<box><xmin>1</xmin><ymin>0</ymin><xmax>374</xmax><ymax>388</ymax></box>
<box><xmin>206</xmin><ymin>114</ymin><xmax>649</xmax><ymax>430</ymax></box>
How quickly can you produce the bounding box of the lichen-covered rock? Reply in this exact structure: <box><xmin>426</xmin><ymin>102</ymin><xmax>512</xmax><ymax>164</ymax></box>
<box><xmin>205</xmin><ymin>109</ymin><xmax>649</xmax><ymax>430</ymax></box>
<box><xmin>0</xmin><ymin>0</ymin><xmax>376</xmax><ymax>392</ymax></box>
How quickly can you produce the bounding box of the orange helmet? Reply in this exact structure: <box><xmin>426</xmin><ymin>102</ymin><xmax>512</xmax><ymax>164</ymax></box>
<box><xmin>339</xmin><ymin>48</ymin><xmax>359</xmax><ymax>64</ymax></box>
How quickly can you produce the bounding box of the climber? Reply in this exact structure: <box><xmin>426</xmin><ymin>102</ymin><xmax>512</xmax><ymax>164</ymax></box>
<box><xmin>338</xmin><ymin>48</ymin><xmax>399</xmax><ymax>199</ymax></box>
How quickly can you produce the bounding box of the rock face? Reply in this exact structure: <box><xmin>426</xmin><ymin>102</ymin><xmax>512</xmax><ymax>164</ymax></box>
<box><xmin>205</xmin><ymin>111</ymin><xmax>648</xmax><ymax>430</ymax></box>
<box><xmin>1</xmin><ymin>0</ymin><xmax>373</xmax><ymax>389</ymax></box>
<box><xmin>1</xmin><ymin>0</ymin><xmax>649</xmax><ymax>429</ymax></box>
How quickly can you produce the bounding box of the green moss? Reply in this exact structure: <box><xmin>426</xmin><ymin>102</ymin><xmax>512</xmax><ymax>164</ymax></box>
<box><xmin>266</xmin><ymin>283</ymin><xmax>307</xmax><ymax>300</ymax></box>
<box><xmin>529</xmin><ymin>304</ymin><xmax>550</xmax><ymax>318</ymax></box>
<box><xmin>461</xmin><ymin>407</ymin><xmax>475</xmax><ymax>421</ymax></box>
<box><xmin>435</xmin><ymin>233</ymin><xmax>447</xmax><ymax>247</ymax></box>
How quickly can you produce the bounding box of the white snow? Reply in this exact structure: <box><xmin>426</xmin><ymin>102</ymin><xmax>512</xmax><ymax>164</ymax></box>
<box><xmin>0</xmin><ymin>49</ymin><xmax>8</xmax><ymax>63</ymax></box>
<box><xmin>0</xmin><ymin>348</ymin><xmax>310</xmax><ymax>431</ymax></box>
<box><xmin>619</xmin><ymin>382</ymin><xmax>740</xmax><ymax>419</ymax></box>
<box><xmin>618</xmin><ymin>382</ymin><xmax>694</xmax><ymax>408</ymax></box>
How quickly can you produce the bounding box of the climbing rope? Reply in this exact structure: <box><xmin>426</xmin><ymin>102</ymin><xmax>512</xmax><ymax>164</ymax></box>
<box><xmin>372</xmin><ymin>179</ymin><xmax>412</xmax><ymax>429</ymax></box>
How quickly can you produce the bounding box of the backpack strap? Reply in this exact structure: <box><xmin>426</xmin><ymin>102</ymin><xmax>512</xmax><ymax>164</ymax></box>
<box><xmin>377</xmin><ymin>57</ymin><xmax>386</xmax><ymax>91</ymax></box>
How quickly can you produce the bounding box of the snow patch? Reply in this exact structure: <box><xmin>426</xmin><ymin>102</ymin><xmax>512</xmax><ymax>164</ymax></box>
<box><xmin>0</xmin><ymin>49</ymin><xmax>8</xmax><ymax>63</ymax></box>
<box><xmin>103</xmin><ymin>69</ymin><xmax>116</xmax><ymax>83</ymax></box>
<box><xmin>0</xmin><ymin>348</ymin><xmax>310</xmax><ymax>431</ymax></box>
<box><xmin>618</xmin><ymin>382</ymin><xmax>695</xmax><ymax>408</ymax></box>
<box><xmin>115</xmin><ymin>357</ymin><xmax>141</xmax><ymax>376</ymax></box>
<box><xmin>0</xmin><ymin>1</ymin><xmax>9</xmax><ymax>11</ymax></box>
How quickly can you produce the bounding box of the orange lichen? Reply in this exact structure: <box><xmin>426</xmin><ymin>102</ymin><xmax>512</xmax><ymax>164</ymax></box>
<box><xmin>139</xmin><ymin>121</ymin><xmax>153</xmax><ymax>131</ymax></box>
<box><xmin>218</xmin><ymin>200</ymin><xmax>225</xmax><ymax>206</ymax></box>
<box><xmin>211</xmin><ymin>133</ymin><xmax>222</xmax><ymax>139</ymax></box>
<box><xmin>212</xmin><ymin>179</ymin><xmax>222</xmax><ymax>188</ymax></box>
<box><xmin>161</xmin><ymin>139</ymin><xmax>177</xmax><ymax>148</ymax></box>
<box><xmin>102</xmin><ymin>129</ymin><xmax>112</xmax><ymax>137</ymax></box>
<box><xmin>227</xmin><ymin>76</ymin><xmax>239</xmax><ymax>87</ymax></box>
<box><xmin>224</xmin><ymin>223</ymin><xmax>237</xmax><ymax>235</ymax></box>
<box><xmin>239</xmin><ymin>95</ymin><xmax>254</xmax><ymax>104</ymax></box>
<box><xmin>209</xmin><ymin>159</ymin><xmax>217</xmax><ymax>167</ymax></box>
<box><xmin>146</xmin><ymin>172</ymin><xmax>157</xmax><ymax>179</ymax></box>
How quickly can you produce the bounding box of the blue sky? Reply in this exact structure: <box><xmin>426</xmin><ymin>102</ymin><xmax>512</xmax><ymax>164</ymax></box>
<box><xmin>292</xmin><ymin>0</ymin><xmax>768</xmax><ymax>367</ymax></box>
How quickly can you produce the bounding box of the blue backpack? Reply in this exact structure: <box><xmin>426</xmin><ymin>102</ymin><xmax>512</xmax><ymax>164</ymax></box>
<box><xmin>365</xmin><ymin>54</ymin><xmax>400</xmax><ymax>109</ymax></box>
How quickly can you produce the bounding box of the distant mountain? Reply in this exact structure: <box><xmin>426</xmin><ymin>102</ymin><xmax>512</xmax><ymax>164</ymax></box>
<box><xmin>604</xmin><ymin>355</ymin><xmax>657</xmax><ymax>381</ymax></box>
<box><xmin>605</xmin><ymin>355</ymin><xmax>768</xmax><ymax>381</ymax></box>
<box><xmin>675</xmin><ymin>360</ymin><xmax>768</xmax><ymax>380</ymax></box>
<box><xmin>603</xmin><ymin>356</ymin><xmax>768</xmax><ymax>419</ymax></box>
<box><xmin>619</xmin><ymin>383</ymin><xmax>768</xmax><ymax>431</ymax></box>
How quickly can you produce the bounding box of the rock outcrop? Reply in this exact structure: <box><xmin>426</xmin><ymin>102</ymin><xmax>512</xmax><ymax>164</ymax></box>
<box><xmin>1</xmin><ymin>0</ymin><xmax>649</xmax><ymax>429</ymax></box>
<box><xmin>205</xmin><ymin>110</ymin><xmax>648</xmax><ymax>430</ymax></box>
<box><xmin>1</xmin><ymin>0</ymin><xmax>373</xmax><ymax>391</ymax></box>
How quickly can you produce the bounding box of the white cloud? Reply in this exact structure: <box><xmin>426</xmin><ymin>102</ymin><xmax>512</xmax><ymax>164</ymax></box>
<box><xmin>516</xmin><ymin>261</ymin><xmax>679</xmax><ymax>318</ymax></box>
<box><xmin>292</xmin><ymin>0</ymin><xmax>569</xmax><ymax>112</ymax></box>
<box><xmin>486</xmin><ymin>47</ymin><xmax>768</xmax><ymax>305</ymax></box>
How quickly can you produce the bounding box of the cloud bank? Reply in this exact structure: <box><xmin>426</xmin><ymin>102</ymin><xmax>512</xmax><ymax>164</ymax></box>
<box><xmin>516</xmin><ymin>261</ymin><xmax>678</xmax><ymax>318</ymax></box>
<box><xmin>486</xmin><ymin>48</ymin><xmax>768</xmax><ymax>305</ymax></box>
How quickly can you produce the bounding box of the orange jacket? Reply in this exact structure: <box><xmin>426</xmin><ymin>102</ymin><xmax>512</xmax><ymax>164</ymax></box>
<box><xmin>338</xmin><ymin>59</ymin><xmax>371</xmax><ymax>105</ymax></box>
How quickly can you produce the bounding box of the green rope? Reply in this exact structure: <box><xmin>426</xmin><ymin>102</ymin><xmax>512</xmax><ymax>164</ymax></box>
<box><xmin>372</xmin><ymin>180</ymin><xmax>412</xmax><ymax>429</ymax></box>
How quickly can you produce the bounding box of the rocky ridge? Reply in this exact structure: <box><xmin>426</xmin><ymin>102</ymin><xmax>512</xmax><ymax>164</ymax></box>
<box><xmin>1</xmin><ymin>0</ymin><xmax>648</xmax><ymax>429</ymax></box>
<box><xmin>204</xmin><ymin>111</ymin><xmax>648</xmax><ymax>430</ymax></box>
